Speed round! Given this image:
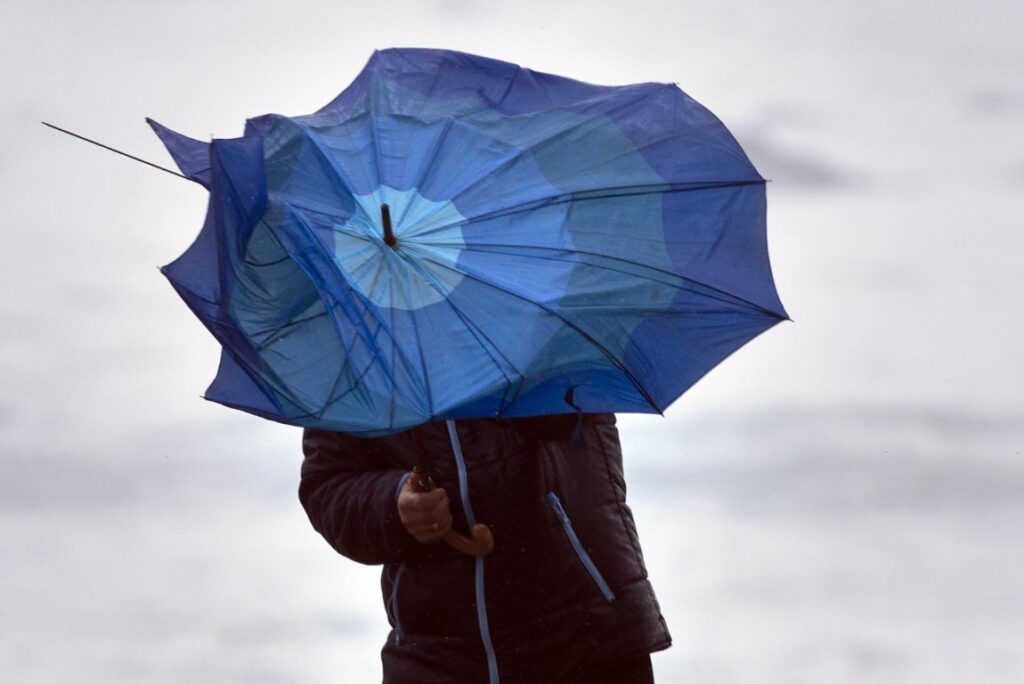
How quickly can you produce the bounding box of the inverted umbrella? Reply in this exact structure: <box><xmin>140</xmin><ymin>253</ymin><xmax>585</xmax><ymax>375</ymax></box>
<box><xmin>149</xmin><ymin>48</ymin><xmax>787</xmax><ymax>437</ymax></box>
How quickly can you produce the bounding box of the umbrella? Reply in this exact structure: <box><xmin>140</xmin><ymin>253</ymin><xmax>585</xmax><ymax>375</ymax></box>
<box><xmin>148</xmin><ymin>48</ymin><xmax>787</xmax><ymax>442</ymax></box>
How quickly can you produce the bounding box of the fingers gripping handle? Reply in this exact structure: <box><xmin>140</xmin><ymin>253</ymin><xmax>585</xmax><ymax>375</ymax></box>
<box><xmin>411</xmin><ymin>468</ymin><xmax>494</xmax><ymax>557</ymax></box>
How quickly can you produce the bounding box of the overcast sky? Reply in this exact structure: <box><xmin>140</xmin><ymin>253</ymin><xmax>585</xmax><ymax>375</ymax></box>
<box><xmin>2</xmin><ymin>1</ymin><xmax>1022</xmax><ymax>682</ymax></box>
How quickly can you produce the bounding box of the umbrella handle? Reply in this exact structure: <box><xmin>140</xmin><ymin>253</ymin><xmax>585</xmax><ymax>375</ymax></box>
<box><xmin>411</xmin><ymin>468</ymin><xmax>495</xmax><ymax>557</ymax></box>
<box><xmin>443</xmin><ymin>525</ymin><xmax>494</xmax><ymax>557</ymax></box>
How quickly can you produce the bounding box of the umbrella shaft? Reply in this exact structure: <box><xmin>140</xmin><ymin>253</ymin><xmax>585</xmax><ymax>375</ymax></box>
<box><xmin>381</xmin><ymin>203</ymin><xmax>397</xmax><ymax>247</ymax></box>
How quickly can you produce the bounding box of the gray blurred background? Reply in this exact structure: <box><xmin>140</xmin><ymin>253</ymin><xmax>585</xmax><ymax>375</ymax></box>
<box><xmin>2</xmin><ymin>1</ymin><xmax>1022</xmax><ymax>682</ymax></box>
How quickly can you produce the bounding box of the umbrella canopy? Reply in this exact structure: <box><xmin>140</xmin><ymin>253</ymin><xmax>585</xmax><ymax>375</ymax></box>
<box><xmin>151</xmin><ymin>48</ymin><xmax>787</xmax><ymax>436</ymax></box>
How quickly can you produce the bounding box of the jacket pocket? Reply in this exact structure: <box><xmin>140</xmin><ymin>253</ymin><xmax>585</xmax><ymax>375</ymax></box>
<box><xmin>547</xmin><ymin>492</ymin><xmax>616</xmax><ymax>602</ymax></box>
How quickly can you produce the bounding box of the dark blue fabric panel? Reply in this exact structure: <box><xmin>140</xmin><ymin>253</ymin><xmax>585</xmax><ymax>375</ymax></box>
<box><xmin>661</xmin><ymin>183</ymin><xmax>787</xmax><ymax>317</ymax></box>
<box><xmin>205</xmin><ymin>349</ymin><xmax>289</xmax><ymax>420</ymax></box>
<box><xmin>147</xmin><ymin>118</ymin><xmax>212</xmax><ymax>187</ymax></box>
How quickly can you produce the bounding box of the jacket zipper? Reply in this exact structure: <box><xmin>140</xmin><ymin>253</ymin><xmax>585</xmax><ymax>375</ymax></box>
<box><xmin>446</xmin><ymin>420</ymin><xmax>500</xmax><ymax>684</ymax></box>
<box><xmin>547</xmin><ymin>492</ymin><xmax>616</xmax><ymax>602</ymax></box>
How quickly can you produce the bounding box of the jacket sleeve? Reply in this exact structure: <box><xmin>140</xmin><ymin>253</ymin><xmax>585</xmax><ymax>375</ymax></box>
<box><xmin>298</xmin><ymin>428</ymin><xmax>420</xmax><ymax>566</ymax></box>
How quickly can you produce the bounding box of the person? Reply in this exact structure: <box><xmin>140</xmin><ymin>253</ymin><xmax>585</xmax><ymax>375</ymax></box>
<box><xmin>299</xmin><ymin>412</ymin><xmax>671</xmax><ymax>683</ymax></box>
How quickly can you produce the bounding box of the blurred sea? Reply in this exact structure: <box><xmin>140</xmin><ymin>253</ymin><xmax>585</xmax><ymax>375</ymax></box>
<box><xmin>2</xmin><ymin>0</ymin><xmax>1022</xmax><ymax>682</ymax></box>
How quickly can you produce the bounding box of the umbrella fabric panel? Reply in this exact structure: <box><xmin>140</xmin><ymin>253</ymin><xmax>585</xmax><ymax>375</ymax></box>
<box><xmin>229</xmin><ymin>218</ymin><xmax>350</xmax><ymax>417</ymax></box>
<box><xmin>147</xmin><ymin>118</ymin><xmax>212</xmax><ymax>187</ymax></box>
<box><xmin>163</xmin><ymin>137</ymin><xmax>267</xmax><ymax>370</ymax></box>
<box><xmin>661</xmin><ymin>183</ymin><xmax>786</xmax><ymax>317</ymax></box>
<box><xmin>205</xmin><ymin>349</ymin><xmax>291</xmax><ymax>420</ymax></box>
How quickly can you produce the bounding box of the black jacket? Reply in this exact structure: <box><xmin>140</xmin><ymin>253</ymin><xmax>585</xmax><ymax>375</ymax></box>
<box><xmin>299</xmin><ymin>413</ymin><xmax>670</xmax><ymax>683</ymax></box>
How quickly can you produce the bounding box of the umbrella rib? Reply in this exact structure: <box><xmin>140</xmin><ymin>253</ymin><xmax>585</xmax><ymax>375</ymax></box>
<box><xmin>368</xmin><ymin>80</ymin><xmax>387</xmax><ymax>191</ymax></box>
<box><xmin>219</xmin><ymin>159</ymin><xmax>405</xmax><ymax>420</ymax></box>
<box><xmin>397</xmin><ymin>116</ymin><xmax>456</xmax><ymax>230</ymax></box>
<box><xmin>556</xmin><ymin>81</ymin><xmax>759</xmax><ymax>172</ymax></box>
<box><xmin>320</xmin><ymin>294</ymin><xmax>393</xmax><ymax>421</ymax></box>
<box><xmin>242</xmin><ymin>251</ymin><xmax>295</xmax><ymax>268</ymax></box>
<box><xmin>395</xmin><ymin>249</ymin><xmax>526</xmax><ymax>414</ymax></box>
<box><xmin>388</xmin><ymin>247</ymin><xmax>435</xmax><ymax>419</ymax></box>
<box><xmin>310</xmin><ymin>288</ymin><xmax>401</xmax><ymax>423</ymax></box>
<box><xmin>413</xmin><ymin>180</ymin><xmax>783</xmax><ymax>315</ymax></box>
<box><xmin>163</xmin><ymin>278</ymin><xmax>290</xmax><ymax>417</ymax></box>
<box><xmin>441</xmin><ymin>115</ymin><xmax>604</xmax><ymax>208</ymax></box>
<box><xmin>408</xmin><ymin>250</ymin><xmax>663</xmax><ymax>414</ymax></box>
<box><xmin>261</xmin><ymin>294</ymin><xmax>395</xmax><ymax>425</ymax></box>
<box><xmin>248</xmin><ymin>304</ymin><xmax>331</xmax><ymax>346</ymax></box>
<box><xmin>289</xmin><ymin>205</ymin><xmax>441</xmax><ymax>422</ymax></box>
<box><xmin>283</xmin><ymin>204</ymin><xmax>423</xmax><ymax>416</ymax></box>
<box><xmin>414</xmin><ymin>180</ymin><xmax>783</xmax><ymax>317</ymax></box>
<box><xmin>492</xmin><ymin>65</ymin><xmax>522</xmax><ymax>109</ymax></box>
<box><xmin>442</xmin><ymin>94</ymin><xmax>710</xmax><ymax>212</ymax></box>
<box><xmin>206</xmin><ymin>170</ymin><xmax>325</xmax><ymax>415</ymax></box>
<box><xmin>301</xmin><ymin>127</ymin><xmax>369</xmax><ymax>209</ymax></box>
<box><xmin>569</xmin><ymin>82</ymin><xmax>759</xmax><ymax>170</ymax></box>
<box><xmin>298</xmin><ymin>117</ymin><xmax>379</xmax><ymax>225</ymax></box>
<box><xmin>250</xmin><ymin>224</ymin><xmax>384</xmax><ymax>418</ymax></box>
<box><xmin>453</xmin><ymin>243</ymin><xmax>786</xmax><ymax>319</ymax></box>
<box><xmin>415</xmin><ymin>179</ymin><xmax>765</xmax><ymax>239</ymax></box>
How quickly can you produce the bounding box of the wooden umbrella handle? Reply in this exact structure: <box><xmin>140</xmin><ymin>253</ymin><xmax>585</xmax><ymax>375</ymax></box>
<box><xmin>443</xmin><ymin>524</ymin><xmax>494</xmax><ymax>557</ymax></box>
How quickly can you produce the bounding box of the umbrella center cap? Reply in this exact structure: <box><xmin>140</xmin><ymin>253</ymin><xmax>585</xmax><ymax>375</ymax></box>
<box><xmin>333</xmin><ymin>186</ymin><xmax>467</xmax><ymax>311</ymax></box>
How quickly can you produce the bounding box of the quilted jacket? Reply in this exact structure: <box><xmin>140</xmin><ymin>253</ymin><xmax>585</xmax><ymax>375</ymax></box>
<box><xmin>299</xmin><ymin>413</ymin><xmax>670</xmax><ymax>683</ymax></box>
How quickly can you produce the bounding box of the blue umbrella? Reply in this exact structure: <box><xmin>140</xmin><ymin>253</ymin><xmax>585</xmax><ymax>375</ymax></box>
<box><xmin>149</xmin><ymin>48</ymin><xmax>787</xmax><ymax>437</ymax></box>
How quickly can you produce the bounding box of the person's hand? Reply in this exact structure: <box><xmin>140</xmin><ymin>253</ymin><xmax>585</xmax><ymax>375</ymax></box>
<box><xmin>397</xmin><ymin>475</ymin><xmax>452</xmax><ymax>543</ymax></box>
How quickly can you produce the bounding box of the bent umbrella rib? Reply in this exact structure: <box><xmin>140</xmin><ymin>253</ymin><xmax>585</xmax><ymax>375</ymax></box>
<box><xmin>409</xmin><ymin>249</ymin><xmax>664</xmax><ymax>414</ymax></box>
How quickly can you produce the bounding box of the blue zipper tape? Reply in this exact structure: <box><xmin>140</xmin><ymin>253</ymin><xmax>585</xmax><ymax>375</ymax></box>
<box><xmin>547</xmin><ymin>492</ymin><xmax>616</xmax><ymax>602</ymax></box>
<box><xmin>447</xmin><ymin>421</ymin><xmax>500</xmax><ymax>684</ymax></box>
